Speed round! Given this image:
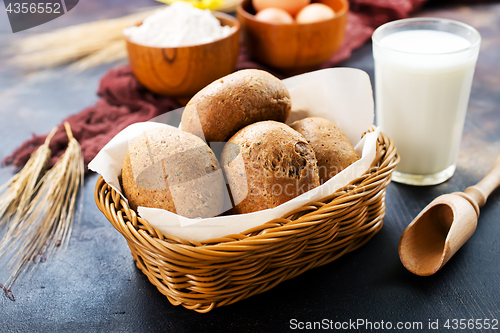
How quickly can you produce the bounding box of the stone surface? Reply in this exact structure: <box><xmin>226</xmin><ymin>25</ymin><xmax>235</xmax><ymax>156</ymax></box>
<box><xmin>1</xmin><ymin>1</ymin><xmax>499</xmax><ymax>332</ymax></box>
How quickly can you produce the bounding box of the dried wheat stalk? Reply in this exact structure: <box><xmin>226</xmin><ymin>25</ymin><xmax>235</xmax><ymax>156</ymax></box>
<box><xmin>10</xmin><ymin>8</ymin><xmax>157</xmax><ymax>70</ymax></box>
<box><xmin>10</xmin><ymin>1</ymin><xmax>242</xmax><ymax>71</ymax></box>
<box><xmin>0</xmin><ymin>123</ymin><xmax>84</xmax><ymax>299</ymax></box>
<box><xmin>69</xmin><ymin>39</ymin><xmax>128</xmax><ymax>72</ymax></box>
<box><xmin>0</xmin><ymin>127</ymin><xmax>57</xmax><ymax>232</ymax></box>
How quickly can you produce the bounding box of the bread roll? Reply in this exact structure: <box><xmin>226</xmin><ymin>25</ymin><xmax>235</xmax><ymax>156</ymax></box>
<box><xmin>121</xmin><ymin>127</ymin><xmax>224</xmax><ymax>218</ymax></box>
<box><xmin>221</xmin><ymin>121</ymin><xmax>320</xmax><ymax>214</ymax></box>
<box><xmin>289</xmin><ymin>117</ymin><xmax>359</xmax><ymax>184</ymax></box>
<box><xmin>180</xmin><ymin>69</ymin><xmax>291</xmax><ymax>143</ymax></box>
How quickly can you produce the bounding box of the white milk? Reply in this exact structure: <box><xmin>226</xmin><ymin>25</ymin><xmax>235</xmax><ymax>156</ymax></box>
<box><xmin>373</xmin><ymin>25</ymin><xmax>480</xmax><ymax>184</ymax></box>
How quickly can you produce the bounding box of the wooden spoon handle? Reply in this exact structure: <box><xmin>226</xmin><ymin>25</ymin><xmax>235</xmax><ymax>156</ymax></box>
<box><xmin>464</xmin><ymin>155</ymin><xmax>500</xmax><ymax>207</ymax></box>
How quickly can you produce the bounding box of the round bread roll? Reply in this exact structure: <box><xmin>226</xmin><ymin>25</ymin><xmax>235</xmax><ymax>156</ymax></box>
<box><xmin>180</xmin><ymin>69</ymin><xmax>291</xmax><ymax>143</ymax></box>
<box><xmin>121</xmin><ymin>127</ymin><xmax>224</xmax><ymax>218</ymax></box>
<box><xmin>221</xmin><ymin>120</ymin><xmax>320</xmax><ymax>214</ymax></box>
<box><xmin>289</xmin><ymin>117</ymin><xmax>359</xmax><ymax>184</ymax></box>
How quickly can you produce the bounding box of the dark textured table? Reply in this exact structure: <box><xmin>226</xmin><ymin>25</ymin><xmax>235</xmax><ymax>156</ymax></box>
<box><xmin>1</xmin><ymin>1</ymin><xmax>499</xmax><ymax>332</ymax></box>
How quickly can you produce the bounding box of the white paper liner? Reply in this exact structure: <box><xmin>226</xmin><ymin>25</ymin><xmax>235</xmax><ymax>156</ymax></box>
<box><xmin>89</xmin><ymin>68</ymin><xmax>378</xmax><ymax>241</ymax></box>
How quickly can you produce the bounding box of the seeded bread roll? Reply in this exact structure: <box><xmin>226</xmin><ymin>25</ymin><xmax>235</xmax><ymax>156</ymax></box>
<box><xmin>289</xmin><ymin>117</ymin><xmax>359</xmax><ymax>184</ymax></box>
<box><xmin>221</xmin><ymin>120</ymin><xmax>320</xmax><ymax>214</ymax></box>
<box><xmin>180</xmin><ymin>69</ymin><xmax>292</xmax><ymax>143</ymax></box>
<box><xmin>121</xmin><ymin>127</ymin><xmax>224</xmax><ymax>218</ymax></box>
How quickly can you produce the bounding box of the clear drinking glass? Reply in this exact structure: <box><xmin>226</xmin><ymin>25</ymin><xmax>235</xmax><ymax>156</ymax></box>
<box><xmin>372</xmin><ymin>18</ymin><xmax>481</xmax><ymax>186</ymax></box>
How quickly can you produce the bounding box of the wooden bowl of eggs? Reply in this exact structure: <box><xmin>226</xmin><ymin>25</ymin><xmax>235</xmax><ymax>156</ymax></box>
<box><xmin>237</xmin><ymin>0</ymin><xmax>348</xmax><ymax>73</ymax></box>
<box><xmin>124</xmin><ymin>4</ymin><xmax>240</xmax><ymax>103</ymax></box>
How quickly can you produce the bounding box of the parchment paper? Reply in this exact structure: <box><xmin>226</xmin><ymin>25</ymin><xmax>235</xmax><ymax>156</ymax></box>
<box><xmin>88</xmin><ymin>68</ymin><xmax>379</xmax><ymax>241</ymax></box>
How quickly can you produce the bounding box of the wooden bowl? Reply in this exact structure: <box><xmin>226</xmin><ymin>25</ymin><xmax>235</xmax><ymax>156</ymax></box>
<box><xmin>237</xmin><ymin>0</ymin><xmax>348</xmax><ymax>73</ymax></box>
<box><xmin>124</xmin><ymin>12</ymin><xmax>240</xmax><ymax>102</ymax></box>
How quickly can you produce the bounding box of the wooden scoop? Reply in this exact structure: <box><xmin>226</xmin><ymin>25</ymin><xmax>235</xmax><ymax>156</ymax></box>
<box><xmin>398</xmin><ymin>155</ymin><xmax>500</xmax><ymax>276</ymax></box>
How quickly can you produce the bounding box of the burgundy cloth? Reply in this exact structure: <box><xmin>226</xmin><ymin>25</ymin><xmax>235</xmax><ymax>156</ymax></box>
<box><xmin>327</xmin><ymin>0</ymin><xmax>428</xmax><ymax>66</ymax></box>
<box><xmin>3</xmin><ymin>0</ymin><xmax>428</xmax><ymax>171</ymax></box>
<box><xmin>3</xmin><ymin>66</ymin><xmax>181</xmax><ymax>170</ymax></box>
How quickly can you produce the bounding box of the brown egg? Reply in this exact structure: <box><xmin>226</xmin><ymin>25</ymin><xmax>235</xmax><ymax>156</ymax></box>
<box><xmin>296</xmin><ymin>3</ymin><xmax>335</xmax><ymax>24</ymax></box>
<box><xmin>252</xmin><ymin>0</ymin><xmax>310</xmax><ymax>16</ymax></box>
<box><xmin>255</xmin><ymin>7</ymin><xmax>294</xmax><ymax>24</ymax></box>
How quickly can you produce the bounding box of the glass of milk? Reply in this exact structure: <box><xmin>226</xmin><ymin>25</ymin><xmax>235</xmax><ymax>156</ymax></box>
<box><xmin>372</xmin><ymin>18</ymin><xmax>481</xmax><ymax>186</ymax></box>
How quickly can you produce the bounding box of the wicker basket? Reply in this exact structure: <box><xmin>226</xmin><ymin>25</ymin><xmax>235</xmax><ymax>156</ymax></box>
<box><xmin>94</xmin><ymin>129</ymin><xmax>399</xmax><ymax>313</ymax></box>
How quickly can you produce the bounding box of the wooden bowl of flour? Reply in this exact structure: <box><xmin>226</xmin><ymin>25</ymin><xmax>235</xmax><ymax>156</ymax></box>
<box><xmin>124</xmin><ymin>12</ymin><xmax>240</xmax><ymax>103</ymax></box>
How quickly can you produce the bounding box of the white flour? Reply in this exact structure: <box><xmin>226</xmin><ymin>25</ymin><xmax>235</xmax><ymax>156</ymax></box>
<box><xmin>123</xmin><ymin>2</ymin><xmax>234</xmax><ymax>48</ymax></box>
